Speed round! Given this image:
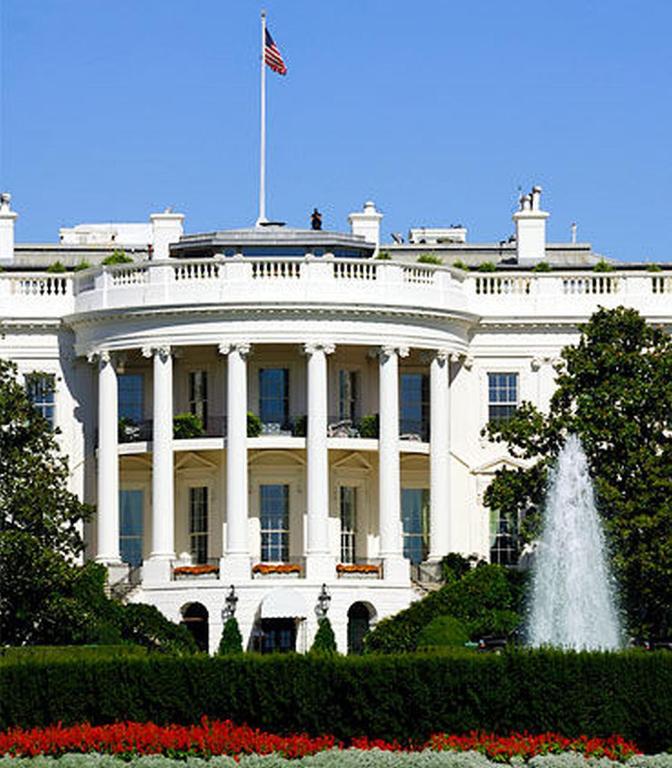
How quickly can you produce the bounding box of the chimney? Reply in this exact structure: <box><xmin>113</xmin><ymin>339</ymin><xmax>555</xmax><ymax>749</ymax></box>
<box><xmin>150</xmin><ymin>208</ymin><xmax>185</xmax><ymax>260</ymax></box>
<box><xmin>0</xmin><ymin>193</ymin><xmax>18</xmax><ymax>262</ymax></box>
<box><xmin>512</xmin><ymin>185</ymin><xmax>549</xmax><ymax>264</ymax></box>
<box><xmin>348</xmin><ymin>200</ymin><xmax>383</xmax><ymax>255</ymax></box>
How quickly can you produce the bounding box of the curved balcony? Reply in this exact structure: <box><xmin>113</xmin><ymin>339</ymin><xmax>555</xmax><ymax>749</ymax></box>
<box><xmin>70</xmin><ymin>256</ymin><xmax>470</xmax><ymax>319</ymax></box>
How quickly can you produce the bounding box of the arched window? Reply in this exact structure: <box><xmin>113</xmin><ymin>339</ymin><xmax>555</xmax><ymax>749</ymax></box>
<box><xmin>181</xmin><ymin>602</ymin><xmax>209</xmax><ymax>653</ymax></box>
<box><xmin>347</xmin><ymin>602</ymin><xmax>374</xmax><ymax>655</ymax></box>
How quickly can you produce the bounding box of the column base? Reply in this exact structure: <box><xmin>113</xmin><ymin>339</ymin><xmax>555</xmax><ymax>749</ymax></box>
<box><xmin>143</xmin><ymin>556</ymin><xmax>173</xmax><ymax>583</ymax></box>
<box><xmin>219</xmin><ymin>554</ymin><xmax>251</xmax><ymax>582</ymax></box>
<box><xmin>100</xmin><ymin>560</ymin><xmax>130</xmax><ymax>585</ymax></box>
<box><xmin>382</xmin><ymin>555</ymin><xmax>410</xmax><ymax>585</ymax></box>
<box><xmin>305</xmin><ymin>554</ymin><xmax>336</xmax><ymax>582</ymax></box>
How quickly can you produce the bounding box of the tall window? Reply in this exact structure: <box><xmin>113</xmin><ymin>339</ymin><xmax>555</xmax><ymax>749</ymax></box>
<box><xmin>119</xmin><ymin>489</ymin><xmax>144</xmax><ymax>566</ymax></box>
<box><xmin>401</xmin><ymin>488</ymin><xmax>429</xmax><ymax>564</ymax></box>
<box><xmin>488</xmin><ymin>372</ymin><xmax>518</xmax><ymax>422</ymax></box>
<box><xmin>489</xmin><ymin>509</ymin><xmax>518</xmax><ymax>566</ymax></box>
<box><xmin>25</xmin><ymin>373</ymin><xmax>55</xmax><ymax>428</ymax></box>
<box><xmin>259</xmin><ymin>368</ymin><xmax>289</xmax><ymax>428</ymax></box>
<box><xmin>400</xmin><ymin>373</ymin><xmax>429</xmax><ymax>439</ymax></box>
<box><xmin>260</xmin><ymin>484</ymin><xmax>289</xmax><ymax>562</ymax></box>
<box><xmin>118</xmin><ymin>374</ymin><xmax>144</xmax><ymax>422</ymax></box>
<box><xmin>188</xmin><ymin>371</ymin><xmax>208</xmax><ymax>425</ymax></box>
<box><xmin>338</xmin><ymin>370</ymin><xmax>359</xmax><ymax>422</ymax></box>
<box><xmin>189</xmin><ymin>487</ymin><xmax>209</xmax><ymax>564</ymax></box>
<box><xmin>340</xmin><ymin>486</ymin><xmax>357</xmax><ymax>563</ymax></box>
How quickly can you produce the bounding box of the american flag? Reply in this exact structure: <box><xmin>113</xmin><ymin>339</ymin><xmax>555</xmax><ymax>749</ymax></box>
<box><xmin>264</xmin><ymin>28</ymin><xmax>287</xmax><ymax>75</ymax></box>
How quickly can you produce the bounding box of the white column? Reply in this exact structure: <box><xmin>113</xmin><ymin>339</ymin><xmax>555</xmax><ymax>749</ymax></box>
<box><xmin>378</xmin><ymin>345</ymin><xmax>409</xmax><ymax>582</ymax></box>
<box><xmin>304</xmin><ymin>342</ymin><xmax>335</xmax><ymax>581</ymax></box>
<box><xmin>93</xmin><ymin>350</ymin><xmax>121</xmax><ymax>566</ymax></box>
<box><xmin>428</xmin><ymin>350</ymin><xmax>451</xmax><ymax>561</ymax></box>
<box><xmin>219</xmin><ymin>342</ymin><xmax>251</xmax><ymax>581</ymax></box>
<box><xmin>144</xmin><ymin>345</ymin><xmax>175</xmax><ymax>582</ymax></box>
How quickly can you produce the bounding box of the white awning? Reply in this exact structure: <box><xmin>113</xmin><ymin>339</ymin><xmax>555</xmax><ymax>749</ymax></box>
<box><xmin>260</xmin><ymin>588</ymin><xmax>308</xmax><ymax>618</ymax></box>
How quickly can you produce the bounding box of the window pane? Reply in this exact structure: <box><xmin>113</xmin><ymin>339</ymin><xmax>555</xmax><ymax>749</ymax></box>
<box><xmin>401</xmin><ymin>488</ymin><xmax>429</xmax><ymax>564</ymax></box>
<box><xmin>488</xmin><ymin>372</ymin><xmax>518</xmax><ymax>422</ymax></box>
<box><xmin>119</xmin><ymin>489</ymin><xmax>144</xmax><ymax>566</ymax></box>
<box><xmin>118</xmin><ymin>374</ymin><xmax>144</xmax><ymax>422</ymax></box>
<box><xmin>259</xmin><ymin>369</ymin><xmax>289</xmax><ymax>426</ymax></box>
<box><xmin>189</xmin><ymin>371</ymin><xmax>208</xmax><ymax>424</ymax></box>
<box><xmin>25</xmin><ymin>373</ymin><xmax>55</xmax><ymax>428</ymax></box>
<box><xmin>338</xmin><ymin>370</ymin><xmax>358</xmax><ymax>421</ymax></box>
<box><xmin>189</xmin><ymin>487</ymin><xmax>208</xmax><ymax>564</ymax></box>
<box><xmin>400</xmin><ymin>373</ymin><xmax>429</xmax><ymax>439</ymax></box>
<box><xmin>340</xmin><ymin>486</ymin><xmax>357</xmax><ymax>563</ymax></box>
<box><xmin>260</xmin><ymin>484</ymin><xmax>289</xmax><ymax>562</ymax></box>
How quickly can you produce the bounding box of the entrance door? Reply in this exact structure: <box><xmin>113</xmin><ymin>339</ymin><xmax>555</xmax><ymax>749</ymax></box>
<box><xmin>181</xmin><ymin>603</ymin><xmax>209</xmax><ymax>653</ymax></box>
<box><xmin>347</xmin><ymin>602</ymin><xmax>371</xmax><ymax>654</ymax></box>
<box><xmin>261</xmin><ymin>618</ymin><xmax>297</xmax><ymax>653</ymax></box>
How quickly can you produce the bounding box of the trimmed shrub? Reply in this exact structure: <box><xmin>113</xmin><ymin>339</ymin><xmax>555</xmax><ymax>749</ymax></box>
<box><xmin>593</xmin><ymin>259</ymin><xmax>614</xmax><ymax>272</ymax></box>
<box><xmin>46</xmin><ymin>261</ymin><xmax>67</xmax><ymax>273</ymax></box>
<box><xmin>477</xmin><ymin>262</ymin><xmax>497</xmax><ymax>272</ymax></box>
<box><xmin>364</xmin><ymin>564</ymin><xmax>526</xmax><ymax>653</ymax></box>
<box><xmin>102</xmin><ymin>250</ymin><xmax>133</xmax><ymax>266</ymax></box>
<box><xmin>217</xmin><ymin>619</ymin><xmax>243</xmax><ymax>655</ymax></box>
<box><xmin>417</xmin><ymin>253</ymin><xmax>443</xmax><ymax>265</ymax></box>
<box><xmin>532</xmin><ymin>261</ymin><xmax>553</xmax><ymax>272</ymax></box>
<box><xmin>72</xmin><ymin>260</ymin><xmax>92</xmax><ymax>272</ymax></box>
<box><xmin>358</xmin><ymin>414</ymin><xmax>379</xmax><ymax>438</ymax></box>
<box><xmin>173</xmin><ymin>413</ymin><xmax>204</xmax><ymax>439</ymax></box>
<box><xmin>0</xmin><ymin>651</ymin><xmax>671</xmax><ymax>751</ymax></box>
<box><xmin>417</xmin><ymin>616</ymin><xmax>469</xmax><ymax>650</ymax></box>
<box><xmin>375</xmin><ymin>251</ymin><xmax>392</xmax><ymax>260</ymax></box>
<box><xmin>247</xmin><ymin>412</ymin><xmax>262</xmax><ymax>437</ymax></box>
<box><xmin>310</xmin><ymin>618</ymin><xmax>337</xmax><ymax>655</ymax></box>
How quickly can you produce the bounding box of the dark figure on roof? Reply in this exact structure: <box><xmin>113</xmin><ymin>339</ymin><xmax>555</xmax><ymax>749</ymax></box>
<box><xmin>311</xmin><ymin>208</ymin><xmax>322</xmax><ymax>231</ymax></box>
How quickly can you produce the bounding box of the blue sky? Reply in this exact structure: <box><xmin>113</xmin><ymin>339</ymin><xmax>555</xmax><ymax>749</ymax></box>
<box><xmin>1</xmin><ymin>1</ymin><xmax>671</xmax><ymax>262</ymax></box>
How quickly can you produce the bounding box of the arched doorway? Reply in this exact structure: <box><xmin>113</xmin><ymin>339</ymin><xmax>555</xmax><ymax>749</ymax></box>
<box><xmin>347</xmin><ymin>602</ymin><xmax>374</xmax><ymax>655</ymax></box>
<box><xmin>181</xmin><ymin>603</ymin><xmax>209</xmax><ymax>653</ymax></box>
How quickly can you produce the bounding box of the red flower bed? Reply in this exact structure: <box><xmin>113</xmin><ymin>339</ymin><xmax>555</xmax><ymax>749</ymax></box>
<box><xmin>0</xmin><ymin>719</ymin><xmax>641</xmax><ymax>761</ymax></box>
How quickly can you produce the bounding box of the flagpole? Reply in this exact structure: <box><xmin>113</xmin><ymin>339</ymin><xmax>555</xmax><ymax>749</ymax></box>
<box><xmin>257</xmin><ymin>10</ymin><xmax>267</xmax><ymax>225</ymax></box>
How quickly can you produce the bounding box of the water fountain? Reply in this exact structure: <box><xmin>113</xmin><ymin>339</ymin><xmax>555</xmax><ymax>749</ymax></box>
<box><xmin>527</xmin><ymin>434</ymin><xmax>622</xmax><ymax>651</ymax></box>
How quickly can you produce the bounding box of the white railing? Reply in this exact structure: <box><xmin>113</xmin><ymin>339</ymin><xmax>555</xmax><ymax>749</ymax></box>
<box><xmin>403</xmin><ymin>266</ymin><xmax>435</xmax><ymax>285</ymax></box>
<box><xmin>173</xmin><ymin>262</ymin><xmax>220</xmax><ymax>281</ymax></box>
<box><xmin>651</xmin><ymin>275</ymin><xmax>672</xmax><ymax>294</ymax></box>
<box><xmin>562</xmin><ymin>275</ymin><xmax>620</xmax><ymax>295</ymax></box>
<box><xmin>333</xmin><ymin>261</ymin><xmax>377</xmax><ymax>280</ymax></box>
<box><xmin>110</xmin><ymin>266</ymin><xmax>148</xmax><ymax>286</ymax></box>
<box><xmin>10</xmin><ymin>275</ymin><xmax>70</xmax><ymax>296</ymax></box>
<box><xmin>252</xmin><ymin>260</ymin><xmax>302</xmax><ymax>279</ymax></box>
<box><xmin>474</xmin><ymin>275</ymin><xmax>532</xmax><ymax>295</ymax></box>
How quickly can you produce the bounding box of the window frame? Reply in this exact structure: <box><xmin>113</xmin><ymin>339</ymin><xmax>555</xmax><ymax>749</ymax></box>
<box><xmin>399</xmin><ymin>371</ymin><xmax>429</xmax><ymax>440</ymax></box>
<box><xmin>258</xmin><ymin>368</ymin><xmax>290</xmax><ymax>430</ymax></box>
<box><xmin>119</xmin><ymin>488</ymin><xmax>145</xmax><ymax>567</ymax></box>
<box><xmin>188</xmin><ymin>370</ymin><xmax>209</xmax><ymax>426</ymax></box>
<box><xmin>259</xmin><ymin>483</ymin><xmax>290</xmax><ymax>562</ymax></box>
<box><xmin>401</xmin><ymin>487</ymin><xmax>430</xmax><ymax>565</ymax></box>
<box><xmin>188</xmin><ymin>486</ymin><xmax>209</xmax><ymax>565</ymax></box>
<box><xmin>339</xmin><ymin>485</ymin><xmax>358</xmax><ymax>564</ymax></box>
<box><xmin>24</xmin><ymin>372</ymin><xmax>56</xmax><ymax>429</ymax></box>
<box><xmin>118</xmin><ymin>372</ymin><xmax>145</xmax><ymax>423</ymax></box>
<box><xmin>487</xmin><ymin>371</ymin><xmax>519</xmax><ymax>423</ymax></box>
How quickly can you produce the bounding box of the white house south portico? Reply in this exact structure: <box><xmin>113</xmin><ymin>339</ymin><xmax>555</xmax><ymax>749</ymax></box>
<box><xmin>3</xmin><ymin>190</ymin><xmax>671</xmax><ymax>653</ymax></box>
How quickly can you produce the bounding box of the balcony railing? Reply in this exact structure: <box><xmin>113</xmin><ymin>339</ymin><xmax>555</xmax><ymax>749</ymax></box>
<box><xmin>118</xmin><ymin>416</ymin><xmax>227</xmax><ymax>443</ymax></box>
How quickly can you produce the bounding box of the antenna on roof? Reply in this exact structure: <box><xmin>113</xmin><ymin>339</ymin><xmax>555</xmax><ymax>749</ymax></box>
<box><xmin>391</xmin><ymin>232</ymin><xmax>404</xmax><ymax>244</ymax></box>
<box><xmin>571</xmin><ymin>222</ymin><xmax>577</xmax><ymax>244</ymax></box>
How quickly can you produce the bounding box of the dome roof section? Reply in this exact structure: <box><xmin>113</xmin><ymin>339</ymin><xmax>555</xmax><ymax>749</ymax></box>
<box><xmin>171</xmin><ymin>226</ymin><xmax>375</xmax><ymax>260</ymax></box>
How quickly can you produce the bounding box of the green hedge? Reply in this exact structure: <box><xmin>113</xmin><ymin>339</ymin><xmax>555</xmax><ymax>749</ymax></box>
<box><xmin>1</xmin><ymin>650</ymin><xmax>671</xmax><ymax>751</ymax></box>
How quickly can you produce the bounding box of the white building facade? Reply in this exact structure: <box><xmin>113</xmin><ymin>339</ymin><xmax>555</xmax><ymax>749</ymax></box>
<box><xmin>1</xmin><ymin>189</ymin><xmax>670</xmax><ymax>653</ymax></box>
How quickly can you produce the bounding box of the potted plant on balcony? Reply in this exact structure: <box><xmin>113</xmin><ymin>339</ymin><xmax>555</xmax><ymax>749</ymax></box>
<box><xmin>292</xmin><ymin>414</ymin><xmax>307</xmax><ymax>437</ymax></box>
<box><xmin>336</xmin><ymin>562</ymin><xmax>382</xmax><ymax>579</ymax></box>
<box><xmin>173</xmin><ymin>412</ymin><xmax>204</xmax><ymax>439</ymax></box>
<box><xmin>358</xmin><ymin>414</ymin><xmax>379</xmax><ymax>439</ymax></box>
<box><xmin>247</xmin><ymin>411</ymin><xmax>262</xmax><ymax>437</ymax></box>
<box><xmin>252</xmin><ymin>563</ymin><xmax>301</xmax><ymax>579</ymax></box>
<box><xmin>118</xmin><ymin>417</ymin><xmax>141</xmax><ymax>442</ymax></box>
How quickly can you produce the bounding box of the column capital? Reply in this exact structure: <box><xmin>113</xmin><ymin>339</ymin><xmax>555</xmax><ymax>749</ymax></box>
<box><xmin>218</xmin><ymin>341</ymin><xmax>252</xmax><ymax>357</ymax></box>
<box><xmin>142</xmin><ymin>344</ymin><xmax>171</xmax><ymax>361</ymax></box>
<box><xmin>87</xmin><ymin>347</ymin><xmax>112</xmax><ymax>365</ymax></box>
<box><xmin>303</xmin><ymin>341</ymin><xmax>336</xmax><ymax>356</ymax></box>
<box><xmin>377</xmin><ymin>345</ymin><xmax>409</xmax><ymax>360</ymax></box>
<box><xmin>422</xmin><ymin>348</ymin><xmax>451</xmax><ymax>365</ymax></box>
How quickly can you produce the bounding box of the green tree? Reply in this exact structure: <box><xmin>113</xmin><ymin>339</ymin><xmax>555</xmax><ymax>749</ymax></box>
<box><xmin>0</xmin><ymin>359</ymin><xmax>92</xmax><ymax>556</ymax></box>
<box><xmin>311</xmin><ymin>617</ymin><xmax>337</xmax><ymax>654</ymax></box>
<box><xmin>217</xmin><ymin>617</ymin><xmax>243</xmax><ymax>654</ymax></box>
<box><xmin>485</xmin><ymin>306</ymin><xmax>672</xmax><ymax>638</ymax></box>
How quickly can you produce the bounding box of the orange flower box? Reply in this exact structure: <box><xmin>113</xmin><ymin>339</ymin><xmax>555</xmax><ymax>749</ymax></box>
<box><xmin>252</xmin><ymin>563</ymin><xmax>301</xmax><ymax>577</ymax></box>
<box><xmin>173</xmin><ymin>564</ymin><xmax>219</xmax><ymax>578</ymax></box>
<box><xmin>336</xmin><ymin>563</ymin><xmax>381</xmax><ymax>577</ymax></box>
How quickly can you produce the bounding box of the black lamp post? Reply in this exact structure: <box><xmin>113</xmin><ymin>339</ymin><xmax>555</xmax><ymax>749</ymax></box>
<box><xmin>316</xmin><ymin>583</ymin><xmax>331</xmax><ymax>618</ymax></box>
<box><xmin>221</xmin><ymin>584</ymin><xmax>238</xmax><ymax>622</ymax></box>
